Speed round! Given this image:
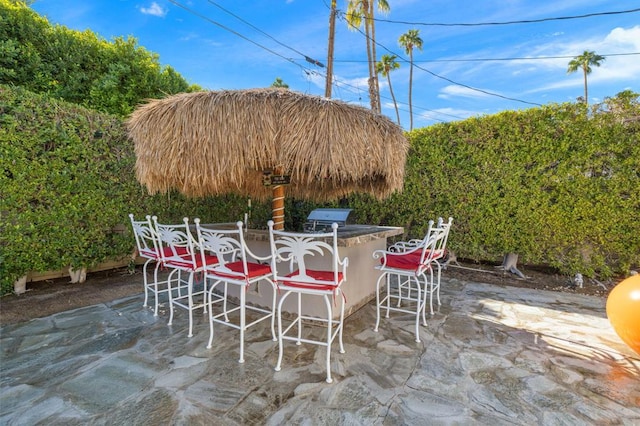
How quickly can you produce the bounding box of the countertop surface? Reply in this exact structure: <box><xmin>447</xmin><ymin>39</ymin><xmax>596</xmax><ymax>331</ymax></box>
<box><xmin>245</xmin><ymin>225</ymin><xmax>404</xmax><ymax>247</ymax></box>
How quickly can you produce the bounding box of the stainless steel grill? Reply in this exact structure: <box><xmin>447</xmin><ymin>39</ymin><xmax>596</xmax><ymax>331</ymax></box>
<box><xmin>303</xmin><ymin>208</ymin><xmax>354</xmax><ymax>233</ymax></box>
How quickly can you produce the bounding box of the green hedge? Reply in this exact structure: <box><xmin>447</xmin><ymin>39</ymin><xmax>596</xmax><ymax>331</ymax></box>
<box><xmin>1</xmin><ymin>85</ymin><xmax>131</xmax><ymax>286</ymax></box>
<box><xmin>2</xmin><ymin>85</ymin><xmax>638</xmax><ymax>295</ymax></box>
<box><xmin>347</xmin><ymin>101</ymin><xmax>639</xmax><ymax>278</ymax></box>
<box><xmin>0</xmin><ymin>85</ymin><xmax>271</xmax><ymax>294</ymax></box>
<box><xmin>1</xmin><ymin>0</ymin><xmax>199</xmax><ymax>117</ymax></box>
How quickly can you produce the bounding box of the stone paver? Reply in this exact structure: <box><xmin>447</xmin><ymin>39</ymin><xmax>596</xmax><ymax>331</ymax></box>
<box><xmin>1</xmin><ymin>278</ymin><xmax>638</xmax><ymax>425</ymax></box>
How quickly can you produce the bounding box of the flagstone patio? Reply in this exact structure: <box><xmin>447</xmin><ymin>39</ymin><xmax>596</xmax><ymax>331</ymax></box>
<box><xmin>1</xmin><ymin>277</ymin><xmax>638</xmax><ymax>424</ymax></box>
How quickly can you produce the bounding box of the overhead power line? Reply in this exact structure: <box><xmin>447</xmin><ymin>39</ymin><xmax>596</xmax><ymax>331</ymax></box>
<box><xmin>169</xmin><ymin>0</ymin><xmax>459</xmax><ymax>122</ymax></box>
<box><xmin>336</xmin><ymin>13</ymin><xmax>542</xmax><ymax>107</ymax></box>
<box><xmin>206</xmin><ymin>0</ymin><xmax>324</xmax><ymax>67</ymax></box>
<box><xmin>169</xmin><ymin>0</ymin><xmax>544</xmax><ymax>121</ymax></box>
<box><xmin>335</xmin><ymin>52</ymin><xmax>640</xmax><ymax>64</ymax></box>
<box><xmin>168</xmin><ymin>1</ymin><xmax>450</xmax><ymax>122</ymax></box>
<box><xmin>167</xmin><ymin>0</ymin><xmax>299</xmax><ymax>68</ymax></box>
<box><xmin>365</xmin><ymin>8</ymin><xmax>640</xmax><ymax>27</ymax></box>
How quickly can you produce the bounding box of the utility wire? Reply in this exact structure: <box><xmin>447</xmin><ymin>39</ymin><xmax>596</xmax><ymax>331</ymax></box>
<box><xmin>168</xmin><ymin>0</ymin><xmax>527</xmax><ymax>122</ymax></box>
<box><xmin>336</xmin><ymin>13</ymin><xmax>542</xmax><ymax>106</ymax></box>
<box><xmin>170</xmin><ymin>0</ymin><xmax>457</xmax><ymax>122</ymax></box>
<box><xmin>308</xmin><ymin>67</ymin><xmax>455</xmax><ymax>120</ymax></box>
<box><xmin>168</xmin><ymin>0</ymin><xmax>356</xmax><ymax>111</ymax></box>
<box><xmin>412</xmin><ymin>62</ymin><xmax>541</xmax><ymax>106</ymax></box>
<box><xmin>335</xmin><ymin>52</ymin><xmax>640</xmax><ymax>64</ymax></box>
<box><xmin>302</xmin><ymin>68</ymin><xmax>458</xmax><ymax>122</ymax></box>
<box><xmin>168</xmin><ymin>0</ymin><xmax>306</xmax><ymax>71</ymax></box>
<box><xmin>206</xmin><ymin>0</ymin><xmax>325</xmax><ymax>67</ymax></box>
<box><xmin>365</xmin><ymin>8</ymin><xmax>640</xmax><ymax>27</ymax></box>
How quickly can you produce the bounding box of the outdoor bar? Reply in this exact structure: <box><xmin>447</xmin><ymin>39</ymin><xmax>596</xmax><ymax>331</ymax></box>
<box><xmin>227</xmin><ymin>224</ymin><xmax>404</xmax><ymax>319</ymax></box>
<box><xmin>127</xmin><ymin>88</ymin><xmax>410</xmax><ymax>323</ymax></box>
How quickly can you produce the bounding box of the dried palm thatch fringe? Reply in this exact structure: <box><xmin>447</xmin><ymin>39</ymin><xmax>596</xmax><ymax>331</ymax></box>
<box><xmin>127</xmin><ymin>88</ymin><xmax>409</xmax><ymax>201</ymax></box>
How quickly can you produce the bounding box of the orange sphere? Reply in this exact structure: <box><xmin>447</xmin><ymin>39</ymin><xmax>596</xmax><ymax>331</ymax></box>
<box><xmin>606</xmin><ymin>274</ymin><xmax>640</xmax><ymax>355</ymax></box>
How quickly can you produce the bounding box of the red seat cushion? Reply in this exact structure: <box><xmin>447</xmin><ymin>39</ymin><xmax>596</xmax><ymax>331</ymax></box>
<box><xmin>140</xmin><ymin>246</ymin><xmax>188</xmax><ymax>260</ymax></box>
<box><xmin>165</xmin><ymin>253</ymin><xmax>218</xmax><ymax>271</ymax></box>
<box><xmin>196</xmin><ymin>254</ymin><xmax>219</xmax><ymax>268</ymax></box>
<box><xmin>208</xmin><ymin>261</ymin><xmax>272</xmax><ymax>279</ymax></box>
<box><xmin>280</xmin><ymin>269</ymin><xmax>343</xmax><ymax>291</ymax></box>
<box><xmin>169</xmin><ymin>246</ymin><xmax>188</xmax><ymax>256</ymax></box>
<box><xmin>139</xmin><ymin>248</ymin><xmax>159</xmax><ymax>259</ymax></box>
<box><xmin>146</xmin><ymin>246</ymin><xmax>189</xmax><ymax>260</ymax></box>
<box><xmin>385</xmin><ymin>253</ymin><xmax>422</xmax><ymax>271</ymax></box>
<box><xmin>383</xmin><ymin>249</ymin><xmax>445</xmax><ymax>270</ymax></box>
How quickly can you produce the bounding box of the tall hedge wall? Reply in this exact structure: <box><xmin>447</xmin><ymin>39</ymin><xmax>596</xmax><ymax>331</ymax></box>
<box><xmin>0</xmin><ymin>85</ymin><xmax>273</xmax><ymax>295</ymax></box>
<box><xmin>1</xmin><ymin>0</ymin><xmax>199</xmax><ymax>117</ymax></box>
<box><xmin>348</xmin><ymin>101</ymin><xmax>640</xmax><ymax>278</ymax></box>
<box><xmin>2</xmin><ymin>85</ymin><xmax>638</xmax><ymax>295</ymax></box>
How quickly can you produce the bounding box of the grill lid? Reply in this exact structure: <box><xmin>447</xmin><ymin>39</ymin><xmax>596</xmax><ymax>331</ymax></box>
<box><xmin>304</xmin><ymin>208</ymin><xmax>354</xmax><ymax>232</ymax></box>
<box><xmin>306</xmin><ymin>208</ymin><xmax>353</xmax><ymax>224</ymax></box>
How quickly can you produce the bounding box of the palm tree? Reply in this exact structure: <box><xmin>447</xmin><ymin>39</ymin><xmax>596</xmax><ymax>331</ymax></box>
<box><xmin>376</xmin><ymin>54</ymin><xmax>401</xmax><ymax>125</ymax></box>
<box><xmin>346</xmin><ymin>0</ymin><xmax>390</xmax><ymax>113</ymax></box>
<box><xmin>399</xmin><ymin>29</ymin><xmax>423</xmax><ymax>131</ymax></box>
<box><xmin>325</xmin><ymin>0</ymin><xmax>337</xmax><ymax>98</ymax></box>
<box><xmin>271</xmin><ymin>77</ymin><xmax>289</xmax><ymax>88</ymax></box>
<box><xmin>567</xmin><ymin>50</ymin><xmax>605</xmax><ymax>107</ymax></box>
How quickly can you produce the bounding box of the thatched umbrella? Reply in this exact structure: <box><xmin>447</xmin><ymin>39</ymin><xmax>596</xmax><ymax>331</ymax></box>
<box><xmin>127</xmin><ymin>89</ymin><xmax>408</xmax><ymax>229</ymax></box>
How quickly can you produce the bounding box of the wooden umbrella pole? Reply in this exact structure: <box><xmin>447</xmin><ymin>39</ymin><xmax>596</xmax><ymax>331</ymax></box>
<box><xmin>272</xmin><ymin>185</ymin><xmax>285</xmax><ymax>230</ymax></box>
<box><xmin>272</xmin><ymin>167</ymin><xmax>285</xmax><ymax>230</ymax></box>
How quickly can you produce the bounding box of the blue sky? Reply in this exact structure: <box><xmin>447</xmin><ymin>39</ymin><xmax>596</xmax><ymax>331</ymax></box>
<box><xmin>31</xmin><ymin>0</ymin><xmax>640</xmax><ymax>129</ymax></box>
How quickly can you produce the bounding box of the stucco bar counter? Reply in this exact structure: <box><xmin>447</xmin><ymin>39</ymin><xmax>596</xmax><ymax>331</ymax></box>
<box><xmin>224</xmin><ymin>225</ymin><xmax>404</xmax><ymax>319</ymax></box>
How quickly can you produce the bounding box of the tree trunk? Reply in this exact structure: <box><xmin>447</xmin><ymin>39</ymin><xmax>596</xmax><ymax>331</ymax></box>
<box><xmin>13</xmin><ymin>275</ymin><xmax>27</xmax><ymax>295</ymax></box>
<box><xmin>387</xmin><ymin>74</ymin><xmax>400</xmax><ymax>126</ymax></box>
<box><xmin>325</xmin><ymin>1</ymin><xmax>337</xmax><ymax>98</ymax></box>
<box><xmin>364</xmin><ymin>21</ymin><xmax>377</xmax><ymax>112</ymax></box>
<box><xmin>408</xmin><ymin>51</ymin><xmax>414</xmax><ymax>130</ymax></box>
<box><xmin>369</xmin><ymin>1</ymin><xmax>381</xmax><ymax>112</ymax></box>
<box><xmin>583</xmin><ymin>68</ymin><xmax>589</xmax><ymax>108</ymax></box>
<box><xmin>498</xmin><ymin>253</ymin><xmax>526</xmax><ymax>279</ymax></box>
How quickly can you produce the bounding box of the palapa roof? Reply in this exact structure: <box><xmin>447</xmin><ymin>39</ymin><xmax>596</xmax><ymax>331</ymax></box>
<box><xmin>127</xmin><ymin>88</ymin><xmax>409</xmax><ymax>201</ymax></box>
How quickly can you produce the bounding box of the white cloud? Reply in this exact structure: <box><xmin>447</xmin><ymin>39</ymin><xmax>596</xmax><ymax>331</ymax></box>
<box><xmin>438</xmin><ymin>85</ymin><xmax>494</xmax><ymax>100</ymax></box>
<box><xmin>604</xmin><ymin>25</ymin><xmax>640</xmax><ymax>49</ymax></box>
<box><xmin>318</xmin><ymin>74</ymin><xmax>370</xmax><ymax>97</ymax></box>
<box><xmin>381</xmin><ymin>101</ymin><xmax>397</xmax><ymax>110</ymax></box>
<box><xmin>522</xmin><ymin>25</ymin><xmax>640</xmax><ymax>94</ymax></box>
<box><xmin>178</xmin><ymin>32</ymin><xmax>198</xmax><ymax>42</ymax></box>
<box><xmin>140</xmin><ymin>2</ymin><xmax>167</xmax><ymax>17</ymax></box>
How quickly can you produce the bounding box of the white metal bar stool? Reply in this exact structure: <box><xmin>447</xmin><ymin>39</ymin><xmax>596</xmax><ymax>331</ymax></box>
<box><xmin>372</xmin><ymin>219</ymin><xmax>449</xmax><ymax>342</ymax></box>
<box><xmin>392</xmin><ymin>217</ymin><xmax>453</xmax><ymax>314</ymax></box>
<box><xmin>129</xmin><ymin>213</ymin><xmax>178</xmax><ymax>316</ymax></box>
<box><xmin>153</xmin><ymin>216</ymin><xmax>218</xmax><ymax>338</ymax></box>
<box><xmin>196</xmin><ymin>220</ymin><xmax>277</xmax><ymax>364</ymax></box>
<box><xmin>269</xmin><ymin>220</ymin><xmax>349</xmax><ymax>383</ymax></box>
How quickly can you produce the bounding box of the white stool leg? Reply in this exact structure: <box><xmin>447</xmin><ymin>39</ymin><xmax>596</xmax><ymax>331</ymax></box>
<box><xmin>222</xmin><ymin>282</ymin><xmax>230</xmax><ymax>322</ymax></box>
<box><xmin>296</xmin><ymin>292</ymin><xmax>302</xmax><ymax>345</ymax></box>
<box><xmin>167</xmin><ymin>269</ymin><xmax>177</xmax><ymax>326</ymax></box>
<box><xmin>238</xmin><ymin>286</ymin><xmax>246</xmax><ymax>363</ymax></box>
<box><xmin>187</xmin><ymin>273</ymin><xmax>194</xmax><ymax>338</ymax></box>
<box><xmin>269</xmin><ymin>280</ymin><xmax>277</xmax><ymax>341</ymax></box>
<box><xmin>435</xmin><ymin>263</ymin><xmax>442</xmax><ymax>307</ymax></box>
<box><xmin>374</xmin><ymin>273</ymin><xmax>385</xmax><ymax>332</ymax></box>
<box><xmin>142</xmin><ymin>259</ymin><xmax>151</xmax><ymax>308</ymax></box>
<box><xmin>338</xmin><ymin>291</ymin><xmax>345</xmax><ymax>354</ymax></box>
<box><xmin>414</xmin><ymin>279</ymin><xmax>422</xmax><ymax>343</ymax></box>
<box><xmin>152</xmin><ymin>262</ymin><xmax>162</xmax><ymax>316</ymax></box>
<box><xmin>274</xmin><ymin>291</ymin><xmax>290</xmax><ymax>372</ymax></box>
<box><xmin>207</xmin><ymin>284</ymin><xmax>215</xmax><ymax>349</ymax></box>
<box><xmin>323</xmin><ymin>294</ymin><xmax>333</xmax><ymax>384</ymax></box>
<box><xmin>384</xmin><ymin>273</ymin><xmax>391</xmax><ymax>318</ymax></box>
